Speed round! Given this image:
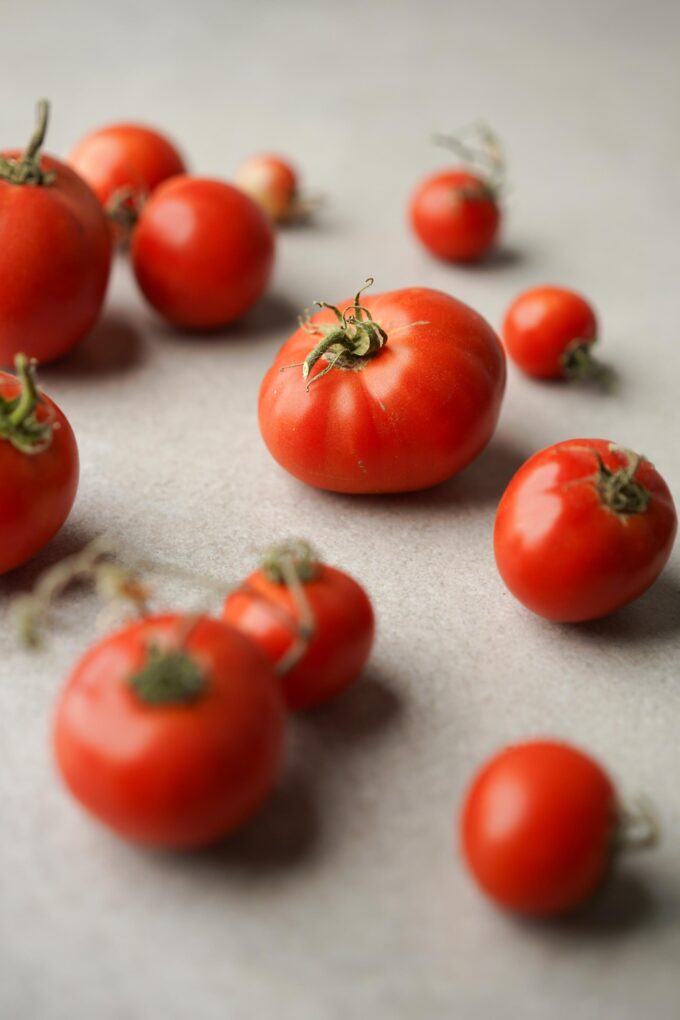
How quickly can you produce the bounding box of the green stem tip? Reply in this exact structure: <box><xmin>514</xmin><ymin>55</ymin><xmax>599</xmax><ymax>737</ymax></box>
<box><xmin>596</xmin><ymin>446</ymin><xmax>651</xmax><ymax>515</ymax></box>
<box><xmin>129</xmin><ymin>645</ymin><xmax>205</xmax><ymax>705</ymax></box>
<box><xmin>0</xmin><ymin>99</ymin><xmax>54</xmax><ymax>187</ymax></box>
<box><xmin>0</xmin><ymin>354</ymin><xmax>54</xmax><ymax>455</ymax></box>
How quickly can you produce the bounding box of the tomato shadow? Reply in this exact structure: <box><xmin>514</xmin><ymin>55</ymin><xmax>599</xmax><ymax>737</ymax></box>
<box><xmin>566</xmin><ymin>572</ymin><xmax>680</xmax><ymax>647</ymax></box>
<box><xmin>40</xmin><ymin>314</ymin><xmax>144</xmax><ymax>379</ymax></box>
<box><xmin>541</xmin><ymin>870</ymin><xmax>656</xmax><ymax>940</ymax></box>
<box><xmin>454</xmin><ymin>244</ymin><xmax>526</xmax><ymax>273</ymax></box>
<box><xmin>151</xmin><ymin>292</ymin><xmax>302</xmax><ymax>344</ymax></box>
<box><xmin>297</xmin><ymin>668</ymin><xmax>403</xmax><ymax>746</ymax></box>
<box><xmin>0</xmin><ymin>520</ymin><xmax>104</xmax><ymax>597</ymax></box>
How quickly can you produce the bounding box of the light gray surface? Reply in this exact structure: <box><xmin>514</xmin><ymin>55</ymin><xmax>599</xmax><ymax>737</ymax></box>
<box><xmin>1</xmin><ymin>1</ymin><xmax>679</xmax><ymax>1017</ymax></box>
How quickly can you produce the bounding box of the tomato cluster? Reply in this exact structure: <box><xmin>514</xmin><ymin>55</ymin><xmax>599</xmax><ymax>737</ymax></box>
<box><xmin>1</xmin><ymin>100</ymin><xmax>676</xmax><ymax>921</ymax></box>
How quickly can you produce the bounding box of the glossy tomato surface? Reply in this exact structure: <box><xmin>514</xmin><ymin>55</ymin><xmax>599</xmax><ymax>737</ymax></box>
<box><xmin>68</xmin><ymin>123</ymin><xmax>186</xmax><ymax>208</ymax></box>
<box><xmin>0</xmin><ymin>154</ymin><xmax>111</xmax><ymax>363</ymax></box>
<box><xmin>53</xmin><ymin>614</ymin><xmax>285</xmax><ymax>848</ymax></box>
<box><xmin>461</xmin><ymin>740</ymin><xmax>617</xmax><ymax>916</ymax></box>
<box><xmin>259</xmin><ymin>287</ymin><xmax>506</xmax><ymax>493</ymax></box>
<box><xmin>503</xmin><ymin>286</ymin><xmax>597</xmax><ymax>379</ymax></box>
<box><xmin>410</xmin><ymin>169</ymin><xmax>500</xmax><ymax>262</ymax></box>
<box><xmin>223</xmin><ymin>563</ymin><xmax>374</xmax><ymax>710</ymax></box>
<box><xmin>494</xmin><ymin>439</ymin><xmax>677</xmax><ymax>621</ymax></box>
<box><xmin>131</xmin><ymin>176</ymin><xmax>275</xmax><ymax>329</ymax></box>
<box><xmin>0</xmin><ymin>371</ymin><xmax>78</xmax><ymax>573</ymax></box>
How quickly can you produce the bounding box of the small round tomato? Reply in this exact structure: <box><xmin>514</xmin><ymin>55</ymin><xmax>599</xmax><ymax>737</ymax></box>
<box><xmin>223</xmin><ymin>540</ymin><xmax>374</xmax><ymax>710</ymax></box>
<box><xmin>131</xmin><ymin>176</ymin><xmax>275</xmax><ymax>329</ymax></box>
<box><xmin>494</xmin><ymin>439</ymin><xmax>677</xmax><ymax>622</ymax></box>
<box><xmin>53</xmin><ymin>614</ymin><xmax>285</xmax><ymax>849</ymax></box>
<box><xmin>68</xmin><ymin>122</ymin><xmax>186</xmax><ymax>210</ymax></box>
<box><xmin>503</xmin><ymin>286</ymin><xmax>600</xmax><ymax>379</ymax></box>
<box><xmin>0</xmin><ymin>355</ymin><xmax>78</xmax><ymax>573</ymax></box>
<box><xmin>259</xmin><ymin>281</ymin><xmax>505</xmax><ymax>493</ymax></box>
<box><xmin>237</xmin><ymin>153</ymin><xmax>307</xmax><ymax>223</ymax></box>
<box><xmin>461</xmin><ymin>740</ymin><xmax>618</xmax><ymax>916</ymax></box>
<box><xmin>0</xmin><ymin>101</ymin><xmax>111</xmax><ymax>364</ymax></box>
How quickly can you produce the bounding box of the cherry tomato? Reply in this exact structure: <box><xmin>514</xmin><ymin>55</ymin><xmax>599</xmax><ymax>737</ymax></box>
<box><xmin>503</xmin><ymin>286</ymin><xmax>599</xmax><ymax>379</ymax></box>
<box><xmin>410</xmin><ymin>169</ymin><xmax>500</xmax><ymax>262</ymax></box>
<box><xmin>0</xmin><ymin>101</ymin><xmax>111</xmax><ymax>364</ymax></box>
<box><xmin>131</xmin><ymin>176</ymin><xmax>275</xmax><ymax>329</ymax></box>
<box><xmin>223</xmin><ymin>541</ymin><xmax>374</xmax><ymax>710</ymax></box>
<box><xmin>0</xmin><ymin>355</ymin><xmax>78</xmax><ymax>573</ymax></box>
<box><xmin>237</xmin><ymin>153</ymin><xmax>306</xmax><ymax>223</ymax></box>
<box><xmin>258</xmin><ymin>282</ymin><xmax>505</xmax><ymax>493</ymax></box>
<box><xmin>461</xmin><ymin>740</ymin><xmax>618</xmax><ymax>916</ymax></box>
<box><xmin>68</xmin><ymin>122</ymin><xmax>186</xmax><ymax>212</ymax></box>
<box><xmin>494</xmin><ymin>439</ymin><xmax>677</xmax><ymax>622</ymax></box>
<box><xmin>53</xmin><ymin>614</ymin><xmax>285</xmax><ymax>849</ymax></box>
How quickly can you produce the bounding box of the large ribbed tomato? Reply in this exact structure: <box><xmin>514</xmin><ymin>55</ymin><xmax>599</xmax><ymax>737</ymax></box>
<box><xmin>258</xmin><ymin>283</ymin><xmax>505</xmax><ymax>494</ymax></box>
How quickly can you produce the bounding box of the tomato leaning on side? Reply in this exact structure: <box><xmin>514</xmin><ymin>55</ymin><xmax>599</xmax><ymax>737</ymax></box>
<box><xmin>503</xmin><ymin>286</ymin><xmax>599</xmax><ymax>379</ymax></box>
<box><xmin>53</xmin><ymin>614</ymin><xmax>285</xmax><ymax>849</ymax></box>
<box><xmin>237</xmin><ymin>153</ymin><xmax>300</xmax><ymax>223</ymax></box>
<box><xmin>410</xmin><ymin>169</ymin><xmax>500</xmax><ymax>263</ymax></box>
<box><xmin>0</xmin><ymin>356</ymin><xmax>78</xmax><ymax>573</ymax></box>
<box><xmin>0</xmin><ymin>102</ymin><xmax>111</xmax><ymax>364</ymax></box>
<box><xmin>131</xmin><ymin>176</ymin><xmax>275</xmax><ymax>329</ymax></box>
<box><xmin>68</xmin><ymin>122</ymin><xmax>186</xmax><ymax>211</ymax></box>
<box><xmin>494</xmin><ymin>439</ymin><xmax>677</xmax><ymax>622</ymax></box>
<box><xmin>461</xmin><ymin>741</ymin><xmax>618</xmax><ymax>916</ymax></box>
<box><xmin>223</xmin><ymin>541</ymin><xmax>375</xmax><ymax>710</ymax></box>
<box><xmin>258</xmin><ymin>283</ymin><xmax>506</xmax><ymax>493</ymax></box>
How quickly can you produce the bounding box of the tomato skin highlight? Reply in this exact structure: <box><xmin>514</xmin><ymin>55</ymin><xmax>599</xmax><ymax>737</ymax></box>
<box><xmin>258</xmin><ymin>287</ymin><xmax>506</xmax><ymax>494</ymax></box>
<box><xmin>131</xmin><ymin>176</ymin><xmax>275</xmax><ymax>329</ymax></box>
<box><xmin>223</xmin><ymin>563</ymin><xmax>375</xmax><ymax>711</ymax></box>
<box><xmin>237</xmin><ymin>153</ymin><xmax>298</xmax><ymax>222</ymax></box>
<box><xmin>494</xmin><ymin>439</ymin><xmax>677</xmax><ymax>622</ymax></box>
<box><xmin>503</xmin><ymin>286</ymin><xmax>597</xmax><ymax>379</ymax></box>
<box><xmin>68</xmin><ymin>123</ymin><xmax>186</xmax><ymax>209</ymax></box>
<box><xmin>410</xmin><ymin>169</ymin><xmax>500</xmax><ymax>262</ymax></box>
<box><xmin>53</xmin><ymin>615</ymin><xmax>285</xmax><ymax>849</ymax></box>
<box><xmin>0</xmin><ymin>154</ymin><xmax>111</xmax><ymax>364</ymax></box>
<box><xmin>461</xmin><ymin>740</ymin><xmax>618</xmax><ymax>917</ymax></box>
<box><xmin>0</xmin><ymin>372</ymin><xmax>78</xmax><ymax>573</ymax></box>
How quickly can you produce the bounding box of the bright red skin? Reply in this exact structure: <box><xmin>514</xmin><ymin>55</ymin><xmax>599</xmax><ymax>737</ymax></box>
<box><xmin>461</xmin><ymin>741</ymin><xmax>617</xmax><ymax>916</ymax></box>
<box><xmin>410</xmin><ymin>169</ymin><xmax>500</xmax><ymax>262</ymax></box>
<box><xmin>0</xmin><ymin>373</ymin><xmax>79</xmax><ymax>573</ymax></box>
<box><xmin>53</xmin><ymin>614</ymin><xmax>285</xmax><ymax>849</ymax></box>
<box><xmin>503</xmin><ymin>286</ymin><xmax>597</xmax><ymax>379</ymax></box>
<box><xmin>131</xmin><ymin>176</ymin><xmax>275</xmax><ymax>329</ymax></box>
<box><xmin>237</xmin><ymin>154</ymin><xmax>298</xmax><ymax>221</ymax></box>
<box><xmin>259</xmin><ymin>287</ymin><xmax>506</xmax><ymax>494</ymax></box>
<box><xmin>0</xmin><ymin>154</ymin><xmax>111</xmax><ymax>364</ymax></box>
<box><xmin>494</xmin><ymin>439</ymin><xmax>677</xmax><ymax>622</ymax></box>
<box><xmin>68</xmin><ymin>123</ymin><xmax>186</xmax><ymax>208</ymax></box>
<box><xmin>223</xmin><ymin>564</ymin><xmax>375</xmax><ymax>711</ymax></box>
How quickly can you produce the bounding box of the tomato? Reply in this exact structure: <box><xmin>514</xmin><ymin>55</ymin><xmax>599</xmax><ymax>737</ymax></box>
<box><xmin>0</xmin><ymin>101</ymin><xmax>111</xmax><ymax>364</ymax></box>
<box><xmin>258</xmin><ymin>282</ymin><xmax>506</xmax><ymax>493</ymax></box>
<box><xmin>461</xmin><ymin>740</ymin><xmax>618</xmax><ymax>916</ymax></box>
<box><xmin>503</xmin><ymin>286</ymin><xmax>600</xmax><ymax>379</ymax></box>
<box><xmin>237</xmin><ymin>153</ymin><xmax>308</xmax><ymax>223</ymax></box>
<box><xmin>53</xmin><ymin>614</ymin><xmax>285</xmax><ymax>849</ymax></box>
<box><xmin>223</xmin><ymin>540</ymin><xmax>374</xmax><ymax>710</ymax></box>
<box><xmin>68</xmin><ymin>122</ymin><xmax>186</xmax><ymax>213</ymax></box>
<box><xmin>410</xmin><ymin>170</ymin><xmax>500</xmax><ymax>262</ymax></box>
<box><xmin>0</xmin><ymin>355</ymin><xmax>78</xmax><ymax>573</ymax></box>
<box><xmin>494</xmin><ymin>439</ymin><xmax>676</xmax><ymax>622</ymax></box>
<box><xmin>131</xmin><ymin>176</ymin><xmax>275</xmax><ymax>329</ymax></box>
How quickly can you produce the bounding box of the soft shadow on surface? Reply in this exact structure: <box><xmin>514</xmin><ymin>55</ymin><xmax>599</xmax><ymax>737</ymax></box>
<box><xmin>153</xmin><ymin>292</ymin><xmax>301</xmax><ymax>344</ymax></box>
<box><xmin>41</xmin><ymin>314</ymin><xmax>144</xmax><ymax>378</ymax></box>
<box><xmin>455</xmin><ymin>244</ymin><xmax>526</xmax><ymax>272</ymax></box>
<box><xmin>299</xmin><ymin>669</ymin><xmax>403</xmax><ymax>746</ymax></box>
<box><xmin>0</xmin><ymin>521</ymin><xmax>103</xmax><ymax>597</ymax></box>
<box><xmin>565</xmin><ymin>572</ymin><xmax>680</xmax><ymax>647</ymax></box>
<box><xmin>548</xmin><ymin>871</ymin><xmax>655</xmax><ymax>940</ymax></box>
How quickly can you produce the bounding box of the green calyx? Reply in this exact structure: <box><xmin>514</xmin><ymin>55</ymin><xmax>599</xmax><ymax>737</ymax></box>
<box><xmin>596</xmin><ymin>446</ymin><xmax>651</xmax><ymax>515</ymax></box>
<box><xmin>0</xmin><ymin>354</ymin><xmax>53</xmax><ymax>454</ymax></box>
<box><xmin>0</xmin><ymin>100</ymin><xmax>55</xmax><ymax>187</ymax></box>
<box><xmin>561</xmin><ymin>339</ymin><xmax>608</xmax><ymax>382</ymax></box>
<box><xmin>129</xmin><ymin>644</ymin><xmax>205</xmax><ymax>705</ymax></box>
<box><xmin>262</xmin><ymin>539</ymin><xmax>319</xmax><ymax>585</ymax></box>
<box><xmin>296</xmin><ymin>279</ymin><xmax>387</xmax><ymax>389</ymax></box>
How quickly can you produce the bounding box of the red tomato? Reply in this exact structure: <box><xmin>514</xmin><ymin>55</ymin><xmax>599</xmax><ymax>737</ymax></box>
<box><xmin>237</xmin><ymin>153</ymin><xmax>302</xmax><ymax>223</ymax></box>
<box><xmin>461</xmin><ymin>740</ymin><xmax>618</xmax><ymax>916</ymax></box>
<box><xmin>494</xmin><ymin>439</ymin><xmax>677</xmax><ymax>622</ymax></box>
<box><xmin>410</xmin><ymin>169</ymin><xmax>500</xmax><ymax>262</ymax></box>
<box><xmin>68</xmin><ymin>122</ymin><xmax>186</xmax><ymax>211</ymax></box>
<box><xmin>503</xmin><ymin>286</ymin><xmax>599</xmax><ymax>379</ymax></box>
<box><xmin>258</xmin><ymin>283</ymin><xmax>506</xmax><ymax>493</ymax></box>
<box><xmin>53</xmin><ymin>614</ymin><xmax>285</xmax><ymax>849</ymax></box>
<box><xmin>223</xmin><ymin>541</ymin><xmax>374</xmax><ymax>710</ymax></box>
<box><xmin>131</xmin><ymin>176</ymin><xmax>275</xmax><ymax>329</ymax></box>
<box><xmin>0</xmin><ymin>102</ymin><xmax>111</xmax><ymax>364</ymax></box>
<box><xmin>0</xmin><ymin>355</ymin><xmax>78</xmax><ymax>573</ymax></box>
